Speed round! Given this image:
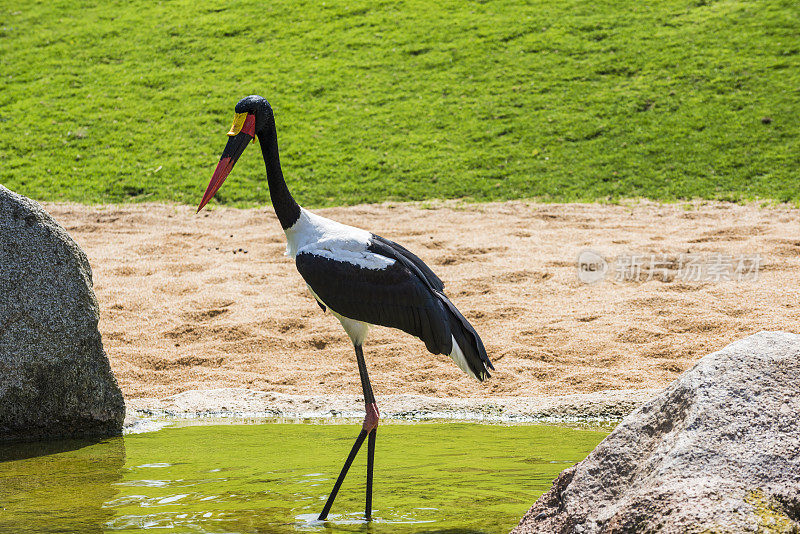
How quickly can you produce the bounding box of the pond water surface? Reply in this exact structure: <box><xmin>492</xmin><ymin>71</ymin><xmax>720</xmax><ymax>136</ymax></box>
<box><xmin>0</xmin><ymin>422</ymin><xmax>607</xmax><ymax>533</ymax></box>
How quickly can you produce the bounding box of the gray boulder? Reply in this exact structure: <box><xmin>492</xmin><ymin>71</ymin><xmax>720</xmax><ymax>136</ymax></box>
<box><xmin>512</xmin><ymin>331</ymin><xmax>800</xmax><ymax>534</ymax></box>
<box><xmin>0</xmin><ymin>185</ymin><xmax>124</xmax><ymax>442</ymax></box>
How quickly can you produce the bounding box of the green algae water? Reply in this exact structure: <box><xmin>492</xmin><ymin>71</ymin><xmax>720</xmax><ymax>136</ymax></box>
<box><xmin>0</xmin><ymin>423</ymin><xmax>607</xmax><ymax>533</ymax></box>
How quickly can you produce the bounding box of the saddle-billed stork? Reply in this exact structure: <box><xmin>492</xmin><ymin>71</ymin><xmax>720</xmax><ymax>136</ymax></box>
<box><xmin>198</xmin><ymin>95</ymin><xmax>493</xmax><ymax>521</ymax></box>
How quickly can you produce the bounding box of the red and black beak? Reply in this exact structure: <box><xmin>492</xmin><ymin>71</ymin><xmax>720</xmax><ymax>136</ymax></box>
<box><xmin>197</xmin><ymin>113</ymin><xmax>256</xmax><ymax>212</ymax></box>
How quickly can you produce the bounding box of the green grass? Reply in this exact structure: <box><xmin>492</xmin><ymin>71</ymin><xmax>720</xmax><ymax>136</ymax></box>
<box><xmin>1</xmin><ymin>0</ymin><xmax>797</xmax><ymax>207</ymax></box>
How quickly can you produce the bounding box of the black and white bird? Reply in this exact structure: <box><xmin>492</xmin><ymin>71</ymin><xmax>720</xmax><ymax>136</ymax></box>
<box><xmin>198</xmin><ymin>95</ymin><xmax>493</xmax><ymax>521</ymax></box>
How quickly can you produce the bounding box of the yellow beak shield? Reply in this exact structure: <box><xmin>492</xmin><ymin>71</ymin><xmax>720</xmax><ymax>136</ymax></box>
<box><xmin>227</xmin><ymin>113</ymin><xmax>249</xmax><ymax>136</ymax></box>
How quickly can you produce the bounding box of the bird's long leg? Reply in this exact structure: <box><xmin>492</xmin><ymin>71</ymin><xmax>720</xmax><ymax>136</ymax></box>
<box><xmin>318</xmin><ymin>428</ymin><xmax>368</xmax><ymax>521</ymax></box>
<box><xmin>355</xmin><ymin>344</ymin><xmax>379</xmax><ymax>520</ymax></box>
<box><xmin>318</xmin><ymin>344</ymin><xmax>380</xmax><ymax>522</ymax></box>
<box><xmin>365</xmin><ymin>427</ymin><xmax>376</xmax><ymax>520</ymax></box>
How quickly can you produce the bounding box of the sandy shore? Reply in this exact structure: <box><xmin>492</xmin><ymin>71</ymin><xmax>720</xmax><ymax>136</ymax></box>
<box><xmin>46</xmin><ymin>200</ymin><xmax>799</xmax><ymax>416</ymax></box>
<box><xmin>126</xmin><ymin>388</ymin><xmax>660</xmax><ymax>425</ymax></box>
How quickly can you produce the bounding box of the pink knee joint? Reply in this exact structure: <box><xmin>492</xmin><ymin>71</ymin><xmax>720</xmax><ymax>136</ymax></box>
<box><xmin>362</xmin><ymin>402</ymin><xmax>380</xmax><ymax>432</ymax></box>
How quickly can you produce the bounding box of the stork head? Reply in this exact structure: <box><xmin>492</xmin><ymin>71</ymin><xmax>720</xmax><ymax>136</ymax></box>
<box><xmin>197</xmin><ymin>95</ymin><xmax>274</xmax><ymax>212</ymax></box>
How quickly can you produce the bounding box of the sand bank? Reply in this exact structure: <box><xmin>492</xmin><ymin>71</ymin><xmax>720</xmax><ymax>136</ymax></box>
<box><xmin>47</xmin><ymin>200</ymin><xmax>799</xmax><ymax>415</ymax></box>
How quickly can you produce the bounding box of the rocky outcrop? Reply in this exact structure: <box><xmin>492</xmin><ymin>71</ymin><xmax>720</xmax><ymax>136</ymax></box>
<box><xmin>0</xmin><ymin>186</ymin><xmax>124</xmax><ymax>441</ymax></box>
<box><xmin>512</xmin><ymin>331</ymin><xmax>800</xmax><ymax>534</ymax></box>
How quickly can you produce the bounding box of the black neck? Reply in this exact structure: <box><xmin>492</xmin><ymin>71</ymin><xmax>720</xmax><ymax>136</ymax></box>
<box><xmin>258</xmin><ymin>123</ymin><xmax>300</xmax><ymax>229</ymax></box>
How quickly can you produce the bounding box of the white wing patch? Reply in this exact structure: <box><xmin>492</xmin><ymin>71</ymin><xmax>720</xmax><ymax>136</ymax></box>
<box><xmin>285</xmin><ymin>208</ymin><xmax>370</xmax><ymax>257</ymax></box>
<box><xmin>305</xmin><ymin>246</ymin><xmax>395</xmax><ymax>270</ymax></box>
<box><xmin>286</xmin><ymin>208</ymin><xmax>395</xmax><ymax>270</ymax></box>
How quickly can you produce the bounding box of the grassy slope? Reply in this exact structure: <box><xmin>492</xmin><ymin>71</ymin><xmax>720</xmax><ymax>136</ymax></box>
<box><xmin>0</xmin><ymin>0</ymin><xmax>797</xmax><ymax>207</ymax></box>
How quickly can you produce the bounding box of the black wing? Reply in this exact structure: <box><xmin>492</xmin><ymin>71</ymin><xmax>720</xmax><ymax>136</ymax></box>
<box><xmin>368</xmin><ymin>234</ymin><xmax>444</xmax><ymax>292</ymax></box>
<box><xmin>296</xmin><ymin>239</ymin><xmax>493</xmax><ymax>381</ymax></box>
<box><xmin>368</xmin><ymin>234</ymin><xmax>492</xmax><ymax>378</ymax></box>
<box><xmin>295</xmin><ymin>251</ymin><xmax>452</xmax><ymax>356</ymax></box>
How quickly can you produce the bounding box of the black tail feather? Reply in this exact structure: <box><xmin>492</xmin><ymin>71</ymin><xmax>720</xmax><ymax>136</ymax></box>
<box><xmin>436</xmin><ymin>292</ymin><xmax>493</xmax><ymax>381</ymax></box>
